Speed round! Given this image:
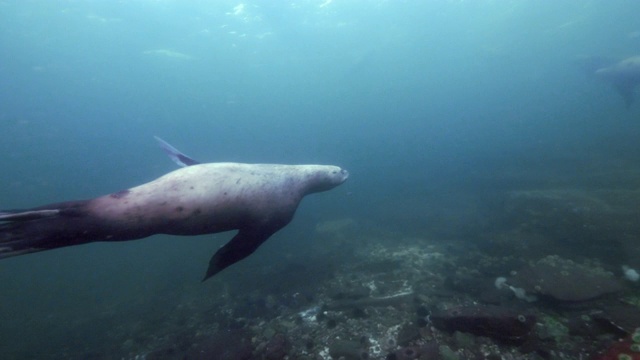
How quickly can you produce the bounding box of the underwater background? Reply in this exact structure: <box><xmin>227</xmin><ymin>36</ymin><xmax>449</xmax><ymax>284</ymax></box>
<box><xmin>2</xmin><ymin>1</ymin><xmax>640</xmax><ymax>359</ymax></box>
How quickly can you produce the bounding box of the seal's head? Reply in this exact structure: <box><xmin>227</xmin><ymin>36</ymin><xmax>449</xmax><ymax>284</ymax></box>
<box><xmin>303</xmin><ymin>165</ymin><xmax>349</xmax><ymax>194</ymax></box>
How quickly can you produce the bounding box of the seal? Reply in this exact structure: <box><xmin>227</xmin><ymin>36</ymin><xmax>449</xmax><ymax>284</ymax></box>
<box><xmin>0</xmin><ymin>138</ymin><xmax>348</xmax><ymax>281</ymax></box>
<box><xmin>594</xmin><ymin>55</ymin><xmax>640</xmax><ymax>107</ymax></box>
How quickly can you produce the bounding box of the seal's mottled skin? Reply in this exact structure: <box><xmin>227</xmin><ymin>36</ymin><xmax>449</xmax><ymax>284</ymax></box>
<box><xmin>0</xmin><ymin>162</ymin><xmax>348</xmax><ymax>280</ymax></box>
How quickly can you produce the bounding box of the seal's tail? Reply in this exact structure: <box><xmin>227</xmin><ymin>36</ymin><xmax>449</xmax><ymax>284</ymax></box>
<box><xmin>0</xmin><ymin>209</ymin><xmax>63</xmax><ymax>258</ymax></box>
<box><xmin>0</xmin><ymin>202</ymin><xmax>90</xmax><ymax>259</ymax></box>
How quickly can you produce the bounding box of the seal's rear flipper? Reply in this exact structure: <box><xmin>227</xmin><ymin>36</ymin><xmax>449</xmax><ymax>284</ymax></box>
<box><xmin>203</xmin><ymin>229</ymin><xmax>274</xmax><ymax>281</ymax></box>
<box><xmin>154</xmin><ymin>136</ymin><xmax>201</xmax><ymax>167</ymax></box>
<box><xmin>0</xmin><ymin>209</ymin><xmax>60</xmax><ymax>222</ymax></box>
<box><xmin>0</xmin><ymin>202</ymin><xmax>91</xmax><ymax>259</ymax></box>
<box><xmin>0</xmin><ymin>210</ymin><xmax>59</xmax><ymax>259</ymax></box>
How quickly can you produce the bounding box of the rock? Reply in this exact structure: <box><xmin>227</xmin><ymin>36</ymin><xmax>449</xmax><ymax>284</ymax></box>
<box><xmin>453</xmin><ymin>331</ymin><xmax>475</xmax><ymax>348</ymax></box>
<box><xmin>592</xmin><ymin>304</ymin><xmax>640</xmax><ymax>334</ymax></box>
<box><xmin>393</xmin><ymin>346</ymin><xmax>420</xmax><ymax>359</ymax></box>
<box><xmin>264</xmin><ymin>333</ymin><xmax>290</xmax><ymax>360</ymax></box>
<box><xmin>503</xmin><ymin>189</ymin><xmax>640</xmax><ymax>261</ymax></box>
<box><xmin>438</xmin><ymin>345</ymin><xmax>459</xmax><ymax>360</ymax></box>
<box><xmin>390</xmin><ymin>344</ymin><xmax>439</xmax><ymax>360</ymax></box>
<box><xmin>430</xmin><ymin>304</ymin><xmax>535</xmax><ymax>344</ymax></box>
<box><xmin>328</xmin><ymin>340</ymin><xmax>368</xmax><ymax>360</ymax></box>
<box><xmin>509</xmin><ymin>255</ymin><xmax>623</xmax><ymax>302</ymax></box>
<box><xmin>396</xmin><ymin>323</ymin><xmax>421</xmax><ymax>346</ymax></box>
<box><xmin>185</xmin><ymin>328</ymin><xmax>253</xmax><ymax>360</ymax></box>
<box><xmin>595</xmin><ymin>327</ymin><xmax>640</xmax><ymax>360</ymax></box>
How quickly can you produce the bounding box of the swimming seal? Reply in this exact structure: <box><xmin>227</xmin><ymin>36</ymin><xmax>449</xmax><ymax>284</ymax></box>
<box><xmin>0</xmin><ymin>138</ymin><xmax>348</xmax><ymax>281</ymax></box>
<box><xmin>594</xmin><ymin>56</ymin><xmax>640</xmax><ymax>107</ymax></box>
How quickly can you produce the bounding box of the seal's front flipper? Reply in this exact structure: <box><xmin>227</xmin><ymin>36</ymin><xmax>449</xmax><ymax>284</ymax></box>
<box><xmin>154</xmin><ymin>136</ymin><xmax>201</xmax><ymax>167</ymax></box>
<box><xmin>203</xmin><ymin>228</ymin><xmax>275</xmax><ymax>281</ymax></box>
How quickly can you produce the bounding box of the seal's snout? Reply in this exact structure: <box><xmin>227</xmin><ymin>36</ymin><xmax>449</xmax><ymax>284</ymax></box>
<box><xmin>307</xmin><ymin>166</ymin><xmax>349</xmax><ymax>193</ymax></box>
<box><xmin>333</xmin><ymin>168</ymin><xmax>349</xmax><ymax>184</ymax></box>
